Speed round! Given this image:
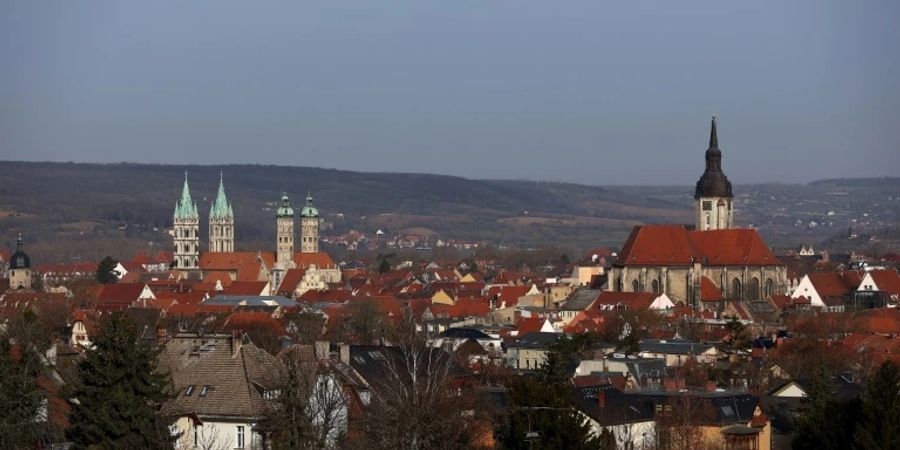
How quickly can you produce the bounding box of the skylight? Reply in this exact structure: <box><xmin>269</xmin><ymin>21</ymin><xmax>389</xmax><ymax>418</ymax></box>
<box><xmin>185</xmin><ymin>385</ymin><xmax>195</xmax><ymax>396</ymax></box>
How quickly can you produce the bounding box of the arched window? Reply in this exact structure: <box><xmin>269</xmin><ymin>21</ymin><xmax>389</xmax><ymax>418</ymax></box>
<box><xmin>616</xmin><ymin>277</ymin><xmax>623</xmax><ymax>292</ymax></box>
<box><xmin>748</xmin><ymin>277</ymin><xmax>760</xmax><ymax>302</ymax></box>
<box><xmin>731</xmin><ymin>278</ymin><xmax>742</xmax><ymax>300</ymax></box>
<box><xmin>631</xmin><ymin>280</ymin><xmax>640</xmax><ymax>292</ymax></box>
<box><xmin>765</xmin><ymin>279</ymin><xmax>775</xmax><ymax>298</ymax></box>
<box><xmin>651</xmin><ymin>279</ymin><xmax>660</xmax><ymax>293</ymax></box>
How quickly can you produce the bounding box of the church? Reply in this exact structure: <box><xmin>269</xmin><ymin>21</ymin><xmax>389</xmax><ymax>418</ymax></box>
<box><xmin>606</xmin><ymin>116</ymin><xmax>787</xmax><ymax>308</ymax></box>
<box><xmin>170</xmin><ymin>172</ymin><xmax>340</xmax><ymax>296</ymax></box>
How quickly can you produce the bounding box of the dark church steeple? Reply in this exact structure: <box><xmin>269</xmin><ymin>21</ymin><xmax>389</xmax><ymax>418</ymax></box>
<box><xmin>694</xmin><ymin>115</ymin><xmax>734</xmax><ymax>230</ymax></box>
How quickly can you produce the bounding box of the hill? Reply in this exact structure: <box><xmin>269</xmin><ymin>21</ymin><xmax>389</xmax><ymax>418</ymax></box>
<box><xmin>0</xmin><ymin>161</ymin><xmax>896</xmax><ymax>263</ymax></box>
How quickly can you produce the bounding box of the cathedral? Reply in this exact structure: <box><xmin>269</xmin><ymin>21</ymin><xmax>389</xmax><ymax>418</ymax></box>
<box><xmin>171</xmin><ymin>172</ymin><xmax>339</xmax><ymax>295</ymax></box>
<box><xmin>607</xmin><ymin>116</ymin><xmax>787</xmax><ymax>308</ymax></box>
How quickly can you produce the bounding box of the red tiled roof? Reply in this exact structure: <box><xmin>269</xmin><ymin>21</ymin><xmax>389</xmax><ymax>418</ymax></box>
<box><xmin>223</xmin><ymin>281</ymin><xmax>268</xmax><ymax>296</ymax></box>
<box><xmin>96</xmin><ymin>283</ymin><xmax>148</xmax><ymax>307</ymax></box>
<box><xmin>203</xmin><ymin>272</ymin><xmax>234</xmax><ymax>287</ymax></box>
<box><xmin>293</xmin><ymin>252</ymin><xmax>335</xmax><ymax>269</ymax></box>
<box><xmin>870</xmin><ymin>270</ymin><xmax>900</xmax><ymax>295</ymax></box>
<box><xmin>200</xmin><ymin>252</ymin><xmax>275</xmax><ymax>277</ymax></box>
<box><xmin>223</xmin><ymin>311</ymin><xmax>286</xmax><ymax>335</ymax></box>
<box><xmin>276</xmin><ymin>268</ymin><xmax>307</xmax><ymax>297</ymax></box>
<box><xmin>429</xmin><ymin>297</ymin><xmax>490</xmax><ymax>319</ymax></box>
<box><xmin>807</xmin><ymin>272</ymin><xmax>859</xmax><ymax>298</ymax></box>
<box><xmin>595</xmin><ymin>292</ymin><xmax>658</xmax><ymax>310</ymax></box>
<box><xmin>298</xmin><ymin>289</ymin><xmax>353</xmax><ymax>303</ymax></box>
<box><xmin>615</xmin><ymin>225</ymin><xmax>781</xmax><ymax>266</ymax></box>
<box><xmin>154</xmin><ymin>291</ymin><xmax>206</xmax><ymax>305</ymax></box>
<box><xmin>700</xmin><ymin>276</ymin><xmax>722</xmax><ymax>302</ymax></box>
<box><xmin>861</xmin><ymin>308</ymin><xmax>900</xmax><ymax>335</ymax></box>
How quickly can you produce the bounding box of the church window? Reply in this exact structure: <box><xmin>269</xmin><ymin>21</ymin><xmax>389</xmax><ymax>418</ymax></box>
<box><xmin>631</xmin><ymin>280</ymin><xmax>639</xmax><ymax>292</ymax></box>
<box><xmin>731</xmin><ymin>278</ymin><xmax>742</xmax><ymax>300</ymax></box>
<box><xmin>748</xmin><ymin>277</ymin><xmax>760</xmax><ymax>302</ymax></box>
<box><xmin>703</xmin><ymin>201</ymin><xmax>712</xmax><ymax>211</ymax></box>
<box><xmin>616</xmin><ymin>277</ymin><xmax>623</xmax><ymax>292</ymax></box>
<box><xmin>651</xmin><ymin>279</ymin><xmax>660</xmax><ymax>293</ymax></box>
<box><xmin>765</xmin><ymin>279</ymin><xmax>774</xmax><ymax>297</ymax></box>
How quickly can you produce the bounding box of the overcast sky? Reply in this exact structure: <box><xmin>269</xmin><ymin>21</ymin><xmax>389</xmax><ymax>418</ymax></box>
<box><xmin>1</xmin><ymin>1</ymin><xmax>898</xmax><ymax>185</ymax></box>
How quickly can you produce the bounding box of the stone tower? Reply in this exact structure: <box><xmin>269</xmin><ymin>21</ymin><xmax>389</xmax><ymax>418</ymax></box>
<box><xmin>9</xmin><ymin>233</ymin><xmax>32</xmax><ymax>290</ymax></box>
<box><xmin>208</xmin><ymin>171</ymin><xmax>235</xmax><ymax>253</ymax></box>
<box><xmin>275</xmin><ymin>193</ymin><xmax>296</xmax><ymax>270</ymax></box>
<box><xmin>300</xmin><ymin>192</ymin><xmax>320</xmax><ymax>253</ymax></box>
<box><xmin>694</xmin><ymin>115</ymin><xmax>734</xmax><ymax>231</ymax></box>
<box><xmin>173</xmin><ymin>172</ymin><xmax>200</xmax><ymax>270</ymax></box>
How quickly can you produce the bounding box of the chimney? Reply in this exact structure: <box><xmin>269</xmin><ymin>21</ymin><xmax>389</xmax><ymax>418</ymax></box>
<box><xmin>597</xmin><ymin>390</ymin><xmax>606</xmax><ymax>408</ymax></box>
<box><xmin>156</xmin><ymin>327</ymin><xmax>168</xmax><ymax>342</ymax></box>
<box><xmin>706</xmin><ymin>381</ymin><xmax>717</xmax><ymax>392</ymax></box>
<box><xmin>339</xmin><ymin>343</ymin><xmax>350</xmax><ymax>365</ymax></box>
<box><xmin>315</xmin><ymin>341</ymin><xmax>331</xmax><ymax>361</ymax></box>
<box><xmin>232</xmin><ymin>330</ymin><xmax>243</xmax><ymax>357</ymax></box>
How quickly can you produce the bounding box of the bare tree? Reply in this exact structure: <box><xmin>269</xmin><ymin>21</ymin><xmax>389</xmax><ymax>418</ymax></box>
<box><xmin>655</xmin><ymin>394</ymin><xmax>720</xmax><ymax>450</ymax></box>
<box><xmin>361</xmin><ymin>321</ymin><xmax>475</xmax><ymax>450</ymax></box>
<box><xmin>262</xmin><ymin>345</ymin><xmax>349</xmax><ymax>450</ymax></box>
<box><xmin>174</xmin><ymin>424</ymin><xmax>232</xmax><ymax>450</ymax></box>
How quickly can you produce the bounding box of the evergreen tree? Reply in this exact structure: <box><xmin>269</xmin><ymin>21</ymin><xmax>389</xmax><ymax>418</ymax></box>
<box><xmin>496</xmin><ymin>337</ymin><xmax>600</xmax><ymax>450</ymax></box>
<box><xmin>378</xmin><ymin>259</ymin><xmax>391</xmax><ymax>274</ymax></box>
<box><xmin>95</xmin><ymin>256</ymin><xmax>119</xmax><ymax>284</ymax></box>
<box><xmin>854</xmin><ymin>361</ymin><xmax>900</xmax><ymax>450</ymax></box>
<box><xmin>792</xmin><ymin>364</ymin><xmax>860</xmax><ymax>450</ymax></box>
<box><xmin>0</xmin><ymin>326</ymin><xmax>46</xmax><ymax>448</ymax></box>
<box><xmin>66</xmin><ymin>312</ymin><xmax>174</xmax><ymax>449</ymax></box>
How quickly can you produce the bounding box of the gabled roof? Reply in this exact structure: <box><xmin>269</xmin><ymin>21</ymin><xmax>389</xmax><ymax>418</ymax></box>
<box><xmin>293</xmin><ymin>252</ymin><xmax>335</xmax><ymax>269</ymax></box>
<box><xmin>615</xmin><ymin>225</ymin><xmax>780</xmax><ymax>267</ymax></box>
<box><xmin>508</xmin><ymin>332</ymin><xmax>562</xmax><ymax>349</ymax></box>
<box><xmin>158</xmin><ymin>333</ymin><xmax>283</xmax><ymax>420</ymax></box>
<box><xmin>807</xmin><ymin>272</ymin><xmax>860</xmax><ymax>299</ymax></box>
<box><xmin>594</xmin><ymin>292</ymin><xmax>659</xmax><ymax>310</ymax></box>
<box><xmin>200</xmin><ymin>252</ymin><xmax>274</xmax><ymax>275</ymax></box>
<box><xmin>869</xmin><ymin>269</ymin><xmax>900</xmax><ymax>295</ymax></box>
<box><xmin>276</xmin><ymin>268</ymin><xmax>307</xmax><ymax>297</ymax></box>
<box><xmin>560</xmin><ymin>289</ymin><xmax>602</xmax><ymax>311</ymax></box>
<box><xmin>223</xmin><ymin>281</ymin><xmax>268</xmax><ymax>296</ymax></box>
<box><xmin>700</xmin><ymin>276</ymin><xmax>722</xmax><ymax>302</ymax></box>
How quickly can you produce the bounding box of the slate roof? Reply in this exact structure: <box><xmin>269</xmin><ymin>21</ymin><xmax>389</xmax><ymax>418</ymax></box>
<box><xmin>560</xmin><ymin>289</ymin><xmax>602</xmax><ymax>311</ymax></box>
<box><xmin>639</xmin><ymin>338</ymin><xmax>714</xmax><ymax>355</ymax></box>
<box><xmin>204</xmin><ymin>295</ymin><xmax>296</xmax><ymax>307</ymax></box>
<box><xmin>158</xmin><ymin>333</ymin><xmax>283</xmax><ymax>420</ymax></box>
<box><xmin>508</xmin><ymin>332</ymin><xmax>562</xmax><ymax>349</ymax></box>
<box><xmin>439</xmin><ymin>327</ymin><xmax>494</xmax><ymax>340</ymax></box>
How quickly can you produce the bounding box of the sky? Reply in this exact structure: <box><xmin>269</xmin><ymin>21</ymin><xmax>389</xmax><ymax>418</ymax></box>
<box><xmin>1</xmin><ymin>1</ymin><xmax>898</xmax><ymax>185</ymax></box>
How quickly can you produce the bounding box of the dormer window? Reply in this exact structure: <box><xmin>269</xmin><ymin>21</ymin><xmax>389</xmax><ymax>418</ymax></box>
<box><xmin>199</xmin><ymin>385</ymin><xmax>211</xmax><ymax>397</ymax></box>
<box><xmin>184</xmin><ymin>385</ymin><xmax>196</xmax><ymax>396</ymax></box>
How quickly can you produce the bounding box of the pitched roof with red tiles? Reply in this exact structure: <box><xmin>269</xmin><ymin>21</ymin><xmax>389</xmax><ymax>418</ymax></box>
<box><xmin>807</xmin><ymin>272</ymin><xmax>860</xmax><ymax>299</ymax></box>
<box><xmin>429</xmin><ymin>297</ymin><xmax>490</xmax><ymax>319</ymax></box>
<box><xmin>166</xmin><ymin>303</ymin><xmax>233</xmax><ymax>317</ymax></box>
<box><xmin>276</xmin><ymin>268</ymin><xmax>307</xmax><ymax>297</ymax></box>
<box><xmin>96</xmin><ymin>283</ymin><xmax>149</xmax><ymax>310</ymax></box>
<box><xmin>298</xmin><ymin>289</ymin><xmax>353</xmax><ymax>304</ymax></box>
<box><xmin>223</xmin><ymin>281</ymin><xmax>269</xmax><ymax>296</ymax></box>
<box><xmin>515</xmin><ymin>316</ymin><xmax>546</xmax><ymax>335</ymax></box>
<box><xmin>200</xmin><ymin>252</ymin><xmax>274</xmax><ymax>279</ymax></box>
<box><xmin>203</xmin><ymin>272</ymin><xmax>234</xmax><ymax>287</ymax></box>
<box><xmin>487</xmin><ymin>285</ymin><xmax>531</xmax><ymax>307</ymax></box>
<box><xmin>293</xmin><ymin>252</ymin><xmax>336</xmax><ymax>269</ymax></box>
<box><xmin>769</xmin><ymin>294</ymin><xmax>810</xmax><ymax>310</ymax></box>
<box><xmin>615</xmin><ymin>225</ymin><xmax>781</xmax><ymax>267</ymax></box>
<box><xmin>700</xmin><ymin>276</ymin><xmax>722</xmax><ymax>302</ymax></box>
<box><xmin>860</xmin><ymin>308</ymin><xmax>900</xmax><ymax>335</ymax></box>
<box><xmin>594</xmin><ymin>292</ymin><xmax>659</xmax><ymax>310</ymax></box>
<box><xmin>223</xmin><ymin>311</ymin><xmax>286</xmax><ymax>336</ymax></box>
<box><xmin>869</xmin><ymin>269</ymin><xmax>900</xmax><ymax>295</ymax></box>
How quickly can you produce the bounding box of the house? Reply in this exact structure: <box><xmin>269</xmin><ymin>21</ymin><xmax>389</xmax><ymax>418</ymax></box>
<box><xmin>95</xmin><ymin>283</ymin><xmax>155</xmax><ymax>312</ymax></box>
<box><xmin>558</xmin><ymin>289</ymin><xmax>602</xmax><ymax>323</ymax></box>
<box><xmin>638</xmin><ymin>339</ymin><xmax>719</xmax><ymax>367</ymax></box>
<box><xmin>594</xmin><ymin>292</ymin><xmax>675</xmax><ymax>312</ymax></box>
<box><xmin>429</xmin><ymin>327</ymin><xmax>502</xmax><ymax>355</ymax></box>
<box><xmin>505</xmin><ymin>331</ymin><xmax>563</xmax><ymax>370</ymax></box>
<box><xmin>791</xmin><ymin>271</ymin><xmax>863</xmax><ymax>311</ymax></box>
<box><xmin>159</xmin><ymin>333</ymin><xmax>283</xmax><ymax>450</ymax></box>
<box><xmin>853</xmin><ymin>269</ymin><xmax>900</xmax><ymax>308</ymax></box>
<box><xmin>574</xmin><ymin>386</ymin><xmax>772</xmax><ymax>450</ymax></box>
<box><xmin>71</xmin><ymin>309</ymin><xmax>99</xmax><ymax>349</ymax></box>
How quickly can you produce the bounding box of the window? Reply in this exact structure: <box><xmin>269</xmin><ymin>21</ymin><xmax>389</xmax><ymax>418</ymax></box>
<box><xmin>631</xmin><ymin>280</ymin><xmax>639</xmax><ymax>292</ymax></box>
<box><xmin>236</xmin><ymin>426</ymin><xmax>245</xmax><ymax>448</ymax></box>
<box><xmin>184</xmin><ymin>385</ymin><xmax>195</xmax><ymax>396</ymax></box>
<box><xmin>731</xmin><ymin>278</ymin><xmax>742</xmax><ymax>300</ymax></box>
<box><xmin>194</xmin><ymin>426</ymin><xmax>199</xmax><ymax>447</ymax></box>
<box><xmin>765</xmin><ymin>279</ymin><xmax>774</xmax><ymax>297</ymax></box>
<box><xmin>748</xmin><ymin>277</ymin><xmax>760</xmax><ymax>302</ymax></box>
<box><xmin>651</xmin><ymin>279</ymin><xmax>660</xmax><ymax>293</ymax></box>
<box><xmin>199</xmin><ymin>385</ymin><xmax>211</xmax><ymax>397</ymax></box>
<box><xmin>702</xmin><ymin>201</ymin><xmax>712</xmax><ymax>211</ymax></box>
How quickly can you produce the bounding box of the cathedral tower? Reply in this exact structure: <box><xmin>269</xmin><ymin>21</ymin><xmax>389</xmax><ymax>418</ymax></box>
<box><xmin>208</xmin><ymin>171</ymin><xmax>235</xmax><ymax>253</ymax></box>
<box><xmin>300</xmin><ymin>192</ymin><xmax>320</xmax><ymax>253</ymax></box>
<box><xmin>275</xmin><ymin>193</ymin><xmax>296</xmax><ymax>270</ymax></box>
<box><xmin>173</xmin><ymin>172</ymin><xmax>200</xmax><ymax>269</ymax></box>
<box><xmin>9</xmin><ymin>233</ymin><xmax>32</xmax><ymax>290</ymax></box>
<box><xmin>694</xmin><ymin>115</ymin><xmax>734</xmax><ymax>231</ymax></box>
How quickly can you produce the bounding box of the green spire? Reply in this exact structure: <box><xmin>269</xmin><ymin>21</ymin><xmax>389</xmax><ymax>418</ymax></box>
<box><xmin>301</xmin><ymin>191</ymin><xmax>319</xmax><ymax>218</ymax></box>
<box><xmin>209</xmin><ymin>171</ymin><xmax>234</xmax><ymax>221</ymax></box>
<box><xmin>276</xmin><ymin>192</ymin><xmax>294</xmax><ymax>218</ymax></box>
<box><xmin>174</xmin><ymin>171</ymin><xmax>198</xmax><ymax>220</ymax></box>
